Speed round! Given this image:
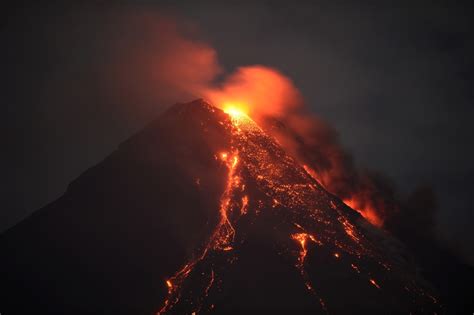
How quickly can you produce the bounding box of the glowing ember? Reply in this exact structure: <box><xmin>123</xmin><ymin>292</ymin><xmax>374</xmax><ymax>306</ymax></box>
<box><xmin>292</xmin><ymin>233</ymin><xmax>315</xmax><ymax>264</ymax></box>
<box><xmin>291</xmin><ymin>232</ymin><xmax>326</xmax><ymax>310</ymax></box>
<box><xmin>240</xmin><ymin>195</ymin><xmax>249</xmax><ymax>214</ymax></box>
<box><xmin>337</xmin><ymin>216</ymin><xmax>361</xmax><ymax>243</ymax></box>
<box><xmin>158</xmin><ymin>147</ymin><xmax>244</xmax><ymax>314</ymax></box>
<box><xmin>351</xmin><ymin>263</ymin><xmax>361</xmax><ymax>273</ymax></box>
<box><xmin>212</xmin><ymin>152</ymin><xmax>239</xmax><ymax>250</ymax></box>
<box><xmin>369</xmin><ymin>278</ymin><xmax>381</xmax><ymax>289</ymax></box>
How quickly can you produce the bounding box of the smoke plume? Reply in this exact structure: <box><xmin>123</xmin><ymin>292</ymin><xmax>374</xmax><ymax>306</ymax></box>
<box><xmin>203</xmin><ymin>66</ymin><xmax>303</xmax><ymax>119</ymax></box>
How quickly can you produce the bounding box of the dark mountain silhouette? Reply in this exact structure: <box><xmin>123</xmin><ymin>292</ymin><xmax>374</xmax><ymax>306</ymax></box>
<box><xmin>1</xmin><ymin>100</ymin><xmax>444</xmax><ymax>314</ymax></box>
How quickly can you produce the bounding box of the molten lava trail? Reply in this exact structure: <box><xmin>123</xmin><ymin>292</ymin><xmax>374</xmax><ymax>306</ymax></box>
<box><xmin>158</xmin><ymin>116</ymin><xmax>246</xmax><ymax>314</ymax></box>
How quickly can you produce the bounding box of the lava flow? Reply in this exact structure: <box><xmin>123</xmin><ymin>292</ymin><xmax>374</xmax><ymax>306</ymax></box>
<box><xmin>158</xmin><ymin>104</ymin><xmax>249</xmax><ymax>314</ymax></box>
<box><xmin>158</xmin><ymin>152</ymin><xmax>241</xmax><ymax>313</ymax></box>
<box><xmin>156</xmin><ymin>100</ymin><xmax>440</xmax><ymax>314</ymax></box>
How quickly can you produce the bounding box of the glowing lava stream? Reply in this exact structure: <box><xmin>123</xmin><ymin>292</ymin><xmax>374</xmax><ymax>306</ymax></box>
<box><xmin>158</xmin><ymin>110</ymin><xmax>245</xmax><ymax>314</ymax></box>
<box><xmin>291</xmin><ymin>226</ymin><xmax>327</xmax><ymax>311</ymax></box>
<box><xmin>212</xmin><ymin>152</ymin><xmax>239</xmax><ymax>250</ymax></box>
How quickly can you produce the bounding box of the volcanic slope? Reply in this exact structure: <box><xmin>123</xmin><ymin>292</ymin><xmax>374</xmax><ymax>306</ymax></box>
<box><xmin>1</xmin><ymin>99</ymin><xmax>440</xmax><ymax>314</ymax></box>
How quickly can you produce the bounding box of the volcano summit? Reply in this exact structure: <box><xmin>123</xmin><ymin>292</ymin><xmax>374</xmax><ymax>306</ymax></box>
<box><xmin>1</xmin><ymin>100</ymin><xmax>441</xmax><ymax>314</ymax></box>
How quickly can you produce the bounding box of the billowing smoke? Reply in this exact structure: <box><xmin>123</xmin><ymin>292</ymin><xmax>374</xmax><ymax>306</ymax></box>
<box><xmin>203</xmin><ymin>66</ymin><xmax>302</xmax><ymax>119</ymax></box>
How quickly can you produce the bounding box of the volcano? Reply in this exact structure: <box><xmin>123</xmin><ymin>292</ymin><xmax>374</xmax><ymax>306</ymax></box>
<box><xmin>1</xmin><ymin>99</ymin><xmax>441</xmax><ymax>314</ymax></box>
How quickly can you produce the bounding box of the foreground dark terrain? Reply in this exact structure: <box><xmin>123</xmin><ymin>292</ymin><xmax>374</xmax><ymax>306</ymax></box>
<box><xmin>1</xmin><ymin>100</ymin><xmax>472</xmax><ymax>314</ymax></box>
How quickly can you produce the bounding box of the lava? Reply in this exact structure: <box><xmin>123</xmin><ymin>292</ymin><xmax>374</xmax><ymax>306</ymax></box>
<box><xmin>156</xmin><ymin>101</ymin><xmax>440</xmax><ymax>314</ymax></box>
<box><xmin>369</xmin><ymin>278</ymin><xmax>381</xmax><ymax>289</ymax></box>
<box><xmin>291</xmin><ymin>232</ymin><xmax>327</xmax><ymax>311</ymax></box>
<box><xmin>158</xmin><ymin>149</ymin><xmax>243</xmax><ymax>314</ymax></box>
<box><xmin>337</xmin><ymin>216</ymin><xmax>361</xmax><ymax>243</ymax></box>
<box><xmin>213</xmin><ymin>152</ymin><xmax>239</xmax><ymax>249</ymax></box>
<box><xmin>158</xmin><ymin>106</ymin><xmax>249</xmax><ymax>314</ymax></box>
<box><xmin>351</xmin><ymin>263</ymin><xmax>361</xmax><ymax>274</ymax></box>
<box><xmin>222</xmin><ymin>103</ymin><xmax>249</xmax><ymax>118</ymax></box>
<box><xmin>240</xmin><ymin>195</ymin><xmax>249</xmax><ymax>215</ymax></box>
<box><xmin>292</xmin><ymin>233</ymin><xmax>317</xmax><ymax>266</ymax></box>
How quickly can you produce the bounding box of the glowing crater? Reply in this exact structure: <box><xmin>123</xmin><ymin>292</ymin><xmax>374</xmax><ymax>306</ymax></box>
<box><xmin>223</xmin><ymin>102</ymin><xmax>249</xmax><ymax>118</ymax></box>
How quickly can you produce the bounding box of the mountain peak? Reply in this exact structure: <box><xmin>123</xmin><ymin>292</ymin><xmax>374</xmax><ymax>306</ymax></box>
<box><xmin>1</xmin><ymin>100</ymin><xmax>441</xmax><ymax>314</ymax></box>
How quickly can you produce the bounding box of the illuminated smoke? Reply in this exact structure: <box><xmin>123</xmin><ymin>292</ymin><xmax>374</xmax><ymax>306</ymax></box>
<box><xmin>203</xmin><ymin>66</ymin><xmax>303</xmax><ymax>119</ymax></box>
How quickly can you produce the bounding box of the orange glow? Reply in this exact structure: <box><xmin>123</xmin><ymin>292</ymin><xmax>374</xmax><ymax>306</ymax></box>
<box><xmin>223</xmin><ymin>103</ymin><xmax>249</xmax><ymax>118</ymax></box>
<box><xmin>204</xmin><ymin>270</ymin><xmax>215</xmax><ymax>298</ymax></box>
<box><xmin>369</xmin><ymin>278</ymin><xmax>381</xmax><ymax>289</ymax></box>
<box><xmin>303</xmin><ymin>165</ymin><xmax>323</xmax><ymax>186</ymax></box>
<box><xmin>209</xmin><ymin>150</ymin><xmax>243</xmax><ymax>253</ymax></box>
<box><xmin>303</xmin><ymin>164</ymin><xmax>383</xmax><ymax>227</ymax></box>
<box><xmin>291</xmin><ymin>233</ymin><xmax>318</xmax><ymax>266</ymax></box>
<box><xmin>291</xmin><ymin>232</ymin><xmax>327</xmax><ymax>311</ymax></box>
<box><xmin>351</xmin><ymin>263</ymin><xmax>361</xmax><ymax>273</ymax></box>
<box><xmin>334</xmin><ymin>253</ymin><xmax>340</xmax><ymax>258</ymax></box>
<box><xmin>240</xmin><ymin>195</ymin><xmax>249</xmax><ymax>215</ymax></box>
<box><xmin>231</xmin><ymin>156</ymin><xmax>238</xmax><ymax>168</ymax></box>
<box><xmin>205</xmin><ymin>66</ymin><xmax>302</xmax><ymax>120</ymax></box>
<box><xmin>158</xmin><ymin>148</ymin><xmax>243</xmax><ymax>314</ymax></box>
<box><xmin>338</xmin><ymin>216</ymin><xmax>360</xmax><ymax>243</ymax></box>
<box><xmin>343</xmin><ymin>198</ymin><xmax>383</xmax><ymax>227</ymax></box>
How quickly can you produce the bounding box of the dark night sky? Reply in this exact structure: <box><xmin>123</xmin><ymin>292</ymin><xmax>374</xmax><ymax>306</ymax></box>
<box><xmin>2</xmin><ymin>1</ymin><xmax>474</xmax><ymax>263</ymax></box>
